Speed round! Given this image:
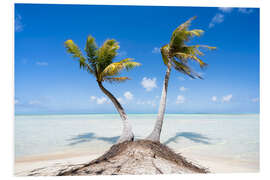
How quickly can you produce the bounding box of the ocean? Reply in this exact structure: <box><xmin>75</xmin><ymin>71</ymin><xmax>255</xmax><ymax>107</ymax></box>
<box><xmin>15</xmin><ymin>113</ymin><xmax>259</xmax><ymax>165</ymax></box>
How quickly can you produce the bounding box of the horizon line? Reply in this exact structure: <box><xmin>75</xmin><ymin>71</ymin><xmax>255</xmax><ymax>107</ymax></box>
<box><xmin>15</xmin><ymin>112</ymin><xmax>260</xmax><ymax>116</ymax></box>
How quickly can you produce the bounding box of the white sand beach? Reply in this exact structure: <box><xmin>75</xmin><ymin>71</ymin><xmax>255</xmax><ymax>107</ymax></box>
<box><xmin>14</xmin><ymin>114</ymin><xmax>259</xmax><ymax>175</ymax></box>
<box><xmin>14</xmin><ymin>147</ymin><xmax>258</xmax><ymax>175</ymax></box>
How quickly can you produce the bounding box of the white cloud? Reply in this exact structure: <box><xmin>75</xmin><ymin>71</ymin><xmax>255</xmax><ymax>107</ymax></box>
<box><xmin>36</xmin><ymin>61</ymin><xmax>48</xmax><ymax>66</ymax></box>
<box><xmin>141</xmin><ymin>77</ymin><xmax>157</xmax><ymax>91</ymax></box>
<box><xmin>152</xmin><ymin>47</ymin><xmax>160</xmax><ymax>54</ymax></box>
<box><xmin>90</xmin><ymin>96</ymin><xmax>109</xmax><ymax>105</ymax></box>
<box><xmin>15</xmin><ymin>14</ymin><xmax>23</xmax><ymax>32</ymax></box>
<box><xmin>124</xmin><ymin>91</ymin><xmax>133</xmax><ymax>100</ymax></box>
<box><xmin>209</xmin><ymin>13</ymin><xmax>224</xmax><ymax>28</ymax></box>
<box><xmin>238</xmin><ymin>8</ymin><xmax>253</xmax><ymax>14</ymax></box>
<box><xmin>29</xmin><ymin>100</ymin><xmax>41</xmax><ymax>105</ymax></box>
<box><xmin>222</xmin><ymin>94</ymin><xmax>232</xmax><ymax>102</ymax></box>
<box><xmin>176</xmin><ymin>95</ymin><xmax>185</xmax><ymax>104</ymax></box>
<box><xmin>90</xmin><ymin>96</ymin><xmax>96</xmax><ymax>101</ymax></box>
<box><xmin>211</xmin><ymin>96</ymin><xmax>217</xmax><ymax>102</ymax></box>
<box><xmin>218</xmin><ymin>7</ymin><xmax>233</xmax><ymax>13</ymax></box>
<box><xmin>251</xmin><ymin>97</ymin><xmax>259</xmax><ymax>103</ymax></box>
<box><xmin>96</xmin><ymin>97</ymin><xmax>108</xmax><ymax>104</ymax></box>
<box><xmin>179</xmin><ymin>86</ymin><xmax>187</xmax><ymax>92</ymax></box>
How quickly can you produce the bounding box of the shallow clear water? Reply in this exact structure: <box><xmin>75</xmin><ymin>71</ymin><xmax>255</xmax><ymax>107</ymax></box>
<box><xmin>15</xmin><ymin>114</ymin><xmax>259</xmax><ymax>163</ymax></box>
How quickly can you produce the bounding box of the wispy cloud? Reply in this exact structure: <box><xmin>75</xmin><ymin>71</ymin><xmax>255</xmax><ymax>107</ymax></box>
<box><xmin>210</xmin><ymin>7</ymin><xmax>253</xmax><ymax>30</ymax></box>
<box><xmin>209</xmin><ymin>13</ymin><xmax>224</xmax><ymax>28</ymax></box>
<box><xmin>179</xmin><ymin>86</ymin><xmax>187</xmax><ymax>92</ymax></box>
<box><xmin>15</xmin><ymin>14</ymin><xmax>24</xmax><ymax>32</ymax></box>
<box><xmin>96</xmin><ymin>97</ymin><xmax>108</xmax><ymax>104</ymax></box>
<box><xmin>90</xmin><ymin>96</ymin><xmax>109</xmax><ymax>105</ymax></box>
<box><xmin>90</xmin><ymin>96</ymin><xmax>96</xmax><ymax>101</ymax></box>
<box><xmin>211</xmin><ymin>96</ymin><xmax>217</xmax><ymax>102</ymax></box>
<box><xmin>36</xmin><ymin>61</ymin><xmax>48</xmax><ymax>66</ymax></box>
<box><xmin>218</xmin><ymin>7</ymin><xmax>233</xmax><ymax>13</ymax></box>
<box><xmin>141</xmin><ymin>77</ymin><xmax>157</xmax><ymax>91</ymax></box>
<box><xmin>176</xmin><ymin>95</ymin><xmax>185</xmax><ymax>104</ymax></box>
<box><xmin>238</xmin><ymin>8</ymin><xmax>253</xmax><ymax>14</ymax></box>
<box><xmin>152</xmin><ymin>47</ymin><xmax>160</xmax><ymax>54</ymax></box>
<box><xmin>124</xmin><ymin>91</ymin><xmax>133</xmax><ymax>100</ymax></box>
<box><xmin>222</xmin><ymin>94</ymin><xmax>232</xmax><ymax>102</ymax></box>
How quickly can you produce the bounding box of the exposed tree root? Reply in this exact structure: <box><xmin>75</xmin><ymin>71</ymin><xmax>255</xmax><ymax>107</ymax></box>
<box><xmin>56</xmin><ymin>139</ymin><xmax>209</xmax><ymax>175</ymax></box>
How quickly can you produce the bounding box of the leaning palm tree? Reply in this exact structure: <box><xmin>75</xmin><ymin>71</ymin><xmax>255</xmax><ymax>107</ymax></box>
<box><xmin>64</xmin><ymin>35</ymin><xmax>140</xmax><ymax>143</ymax></box>
<box><xmin>146</xmin><ymin>17</ymin><xmax>216</xmax><ymax>142</ymax></box>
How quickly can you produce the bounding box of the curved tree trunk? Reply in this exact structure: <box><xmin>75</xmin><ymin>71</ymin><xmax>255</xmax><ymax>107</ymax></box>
<box><xmin>97</xmin><ymin>81</ymin><xmax>134</xmax><ymax>143</ymax></box>
<box><xmin>146</xmin><ymin>61</ymin><xmax>172</xmax><ymax>142</ymax></box>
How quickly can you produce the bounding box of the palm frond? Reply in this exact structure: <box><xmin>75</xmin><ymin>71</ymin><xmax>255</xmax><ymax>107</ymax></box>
<box><xmin>120</xmin><ymin>59</ymin><xmax>141</xmax><ymax>71</ymax></box>
<box><xmin>173</xmin><ymin>43</ymin><xmax>217</xmax><ymax>68</ymax></box>
<box><xmin>192</xmin><ymin>45</ymin><xmax>217</xmax><ymax>50</ymax></box>
<box><xmin>97</xmin><ymin>39</ymin><xmax>119</xmax><ymax>63</ymax></box>
<box><xmin>187</xmin><ymin>29</ymin><xmax>204</xmax><ymax>37</ymax></box>
<box><xmin>169</xmin><ymin>17</ymin><xmax>207</xmax><ymax>54</ymax></box>
<box><xmin>173</xmin><ymin>52</ymin><xmax>207</xmax><ymax>68</ymax></box>
<box><xmin>96</xmin><ymin>39</ymin><xmax>120</xmax><ymax>76</ymax></box>
<box><xmin>169</xmin><ymin>16</ymin><xmax>197</xmax><ymax>49</ymax></box>
<box><xmin>85</xmin><ymin>35</ymin><xmax>98</xmax><ymax>60</ymax></box>
<box><xmin>170</xmin><ymin>29</ymin><xmax>204</xmax><ymax>52</ymax></box>
<box><xmin>171</xmin><ymin>16</ymin><xmax>197</xmax><ymax>41</ymax></box>
<box><xmin>64</xmin><ymin>40</ymin><xmax>84</xmax><ymax>60</ymax></box>
<box><xmin>64</xmin><ymin>40</ymin><xmax>86</xmax><ymax>68</ymax></box>
<box><xmin>101</xmin><ymin>58</ymin><xmax>141</xmax><ymax>78</ymax></box>
<box><xmin>172</xmin><ymin>58</ymin><xmax>203</xmax><ymax>79</ymax></box>
<box><xmin>101</xmin><ymin>62</ymin><xmax>124</xmax><ymax>77</ymax></box>
<box><xmin>64</xmin><ymin>39</ymin><xmax>95</xmax><ymax>74</ymax></box>
<box><xmin>103</xmin><ymin>77</ymin><xmax>130</xmax><ymax>83</ymax></box>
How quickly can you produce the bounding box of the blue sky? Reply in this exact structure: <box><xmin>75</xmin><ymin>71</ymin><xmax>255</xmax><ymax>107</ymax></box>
<box><xmin>14</xmin><ymin>4</ymin><xmax>259</xmax><ymax>114</ymax></box>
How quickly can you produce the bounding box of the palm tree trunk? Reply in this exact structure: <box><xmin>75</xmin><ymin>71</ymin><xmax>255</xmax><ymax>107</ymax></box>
<box><xmin>97</xmin><ymin>81</ymin><xmax>134</xmax><ymax>143</ymax></box>
<box><xmin>146</xmin><ymin>61</ymin><xmax>172</xmax><ymax>142</ymax></box>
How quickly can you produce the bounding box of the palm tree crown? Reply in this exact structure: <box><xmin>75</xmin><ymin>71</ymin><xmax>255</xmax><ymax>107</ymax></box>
<box><xmin>161</xmin><ymin>16</ymin><xmax>216</xmax><ymax>79</ymax></box>
<box><xmin>64</xmin><ymin>35</ymin><xmax>140</xmax><ymax>83</ymax></box>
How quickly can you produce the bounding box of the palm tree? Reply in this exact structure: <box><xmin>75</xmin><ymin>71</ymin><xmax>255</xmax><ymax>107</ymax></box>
<box><xmin>146</xmin><ymin>17</ymin><xmax>216</xmax><ymax>142</ymax></box>
<box><xmin>64</xmin><ymin>35</ymin><xmax>141</xmax><ymax>143</ymax></box>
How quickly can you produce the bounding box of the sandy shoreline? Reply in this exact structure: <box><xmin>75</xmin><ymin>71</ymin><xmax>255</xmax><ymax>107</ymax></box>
<box><xmin>15</xmin><ymin>148</ymin><xmax>259</xmax><ymax>176</ymax></box>
<box><xmin>14</xmin><ymin>114</ymin><xmax>259</xmax><ymax>175</ymax></box>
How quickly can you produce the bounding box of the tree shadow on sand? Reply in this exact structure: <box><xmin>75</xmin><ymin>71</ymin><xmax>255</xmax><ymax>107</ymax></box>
<box><xmin>164</xmin><ymin>132</ymin><xmax>211</xmax><ymax>145</ymax></box>
<box><xmin>67</xmin><ymin>132</ymin><xmax>211</xmax><ymax>146</ymax></box>
<box><xmin>67</xmin><ymin>132</ymin><xmax>120</xmax><ymax>146</ymax></box>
